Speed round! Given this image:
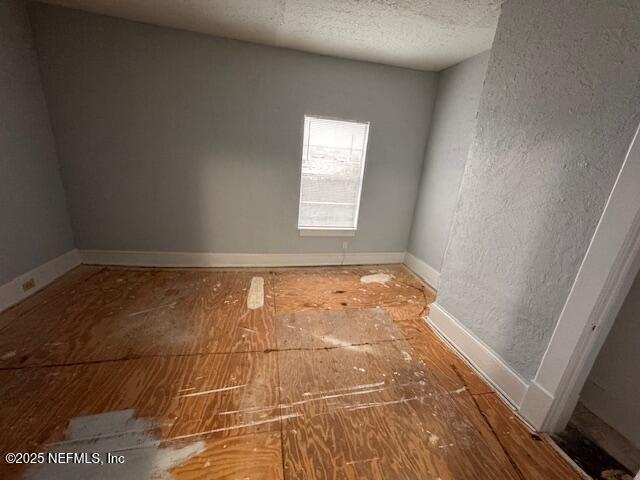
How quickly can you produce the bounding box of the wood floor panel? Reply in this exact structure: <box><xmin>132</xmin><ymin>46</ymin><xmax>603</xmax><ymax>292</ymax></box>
<box><xmin>0</xmin><ymin>265</ymin><xmax>104</xmax><ymax>326</ymax></box>
<box><xmin>0</xmin><ymin>264</ymin><xmax>581</xmax><ymax>479</ymax></box>
<box><xmin>474</xmin><ymin>393</ymin><xmax>584</xmax><ymax>480</ymax></box>
<box><xmin>276</xmin><ymin>307</ymin><xmax>403</xmax><ymax>350</ymax></box>
<box><xmin>278</xmin><ymin>342</ymin><xmax>521</xmax><ymax>480</ymax></box>
<box><xmin>0</xmin><ymin>351</ymin><xmax>279</xmax><ymax>462</ymax></box>
<box><xmin>407</xmin><ymin>329</ymin><xmax>494</xmax><ymax>395</ymax></box>
<box><xmin>0</xmin><ymin>269</ymin><xmax>276</xmax><ymax>367</ymax></box>
<box><xmin>274</xmin><ymin>265</ymin><xmax>432</xmax><ymax>315</ymax></box>
<box><xmin>278</xmin><ymin>340</ymin><xmax>447</xmax><ymax>418</ymax></box>
<box><xmin>170</xmin><ymin>432</ymin><xmax>284</xmax><ymax>480</ymax></box>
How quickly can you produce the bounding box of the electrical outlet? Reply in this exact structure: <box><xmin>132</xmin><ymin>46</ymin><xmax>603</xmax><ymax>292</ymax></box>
<box><xmin>342</xmin><ymin>241</ymin><xmax>349</xmax><ymax>250</ymax></box>
<box><xmin>22</xmin><ymin>278</ymin><xmax>36</xmax><ymax>292</ymax></box>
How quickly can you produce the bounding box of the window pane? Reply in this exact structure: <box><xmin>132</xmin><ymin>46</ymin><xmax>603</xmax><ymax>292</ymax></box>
<box><xmin>298</xmin><ymin>116</ymin><xmax>369</xmax><ymax>229</ymax></box>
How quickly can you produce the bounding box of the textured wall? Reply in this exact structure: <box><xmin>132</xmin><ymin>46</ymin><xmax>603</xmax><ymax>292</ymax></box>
<box><xmin>0</xmin><ymin>0</ymin><xmax>74</xmax><ymax>284</ymax></box>
<box><xmin>30</xmin><ymin>4</ymin><xmax>437</xmax><ymax>255</ymax></box>
<box><xmin>437</xmin><ymin>0</ymin><xmax>640</xmax><ymax>379</ymax></box>
<box><xmin>408</xmin><ymin>51</ymin><xmax>490</xmax><ymax>271</ymax></box>
<box><xmin>581</xmin><ymin>270</ymin><xmax>640</xmax><ymax>448</ymax></box>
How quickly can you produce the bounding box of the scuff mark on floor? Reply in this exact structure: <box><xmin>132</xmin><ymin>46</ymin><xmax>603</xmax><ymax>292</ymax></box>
<box><xmin>128</xmin><ymin>302</ymin><xmax>177</xmax><ymax>317</ymax></box>
<box><xmin>178</xmin><ymin>384</ymin><xmax>247</xmax><ymax>398</ymax></box>
<box><xmin>346</xmin><ymin>457</ymin><xmax>379</xmax><ymax>465</ymax></box>
<box><xmin>302</xmin><ymin>381</ymin><xmax>385</xmax><ymax>397</ymax></box>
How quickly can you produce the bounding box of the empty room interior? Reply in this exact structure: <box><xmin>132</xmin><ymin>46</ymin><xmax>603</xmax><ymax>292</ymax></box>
<box><xmin>2</xmin><ymin>0</ymin><xmax>640</xmax><ymax>478</ymax></box>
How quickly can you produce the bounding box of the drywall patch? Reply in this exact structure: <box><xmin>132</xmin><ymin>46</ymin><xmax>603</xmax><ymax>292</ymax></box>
<box><xmin>25</xmin><ymin>409</ymin><xmax>206</xmax><ymax>480</ymax></box>
<box><xmin>247</xmin><ymin>277</ymin><xmax>264</xmax><ymax>309</ymax></box>
<box><xmin>360</xmin><ymin>273</ymin><xmax>393</xmax><ymax>285</ymax></box>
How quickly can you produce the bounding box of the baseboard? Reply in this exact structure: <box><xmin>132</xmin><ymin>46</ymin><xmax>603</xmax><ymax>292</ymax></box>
<box><xmin>403</xmin><ymin>252</ymin><xmax>440</xmax><ymax>290</ymax></box>
<box><xmin>519</xmin><ymin>380</ymin><xmax>555</xmax><ymax>430</ymax></box>
<box><xmin>427</xmin><ymin>302</ymin><xmax>529</xmax><ymax>408</ymax></box>
<box><xmin>79</xmin><ymin>250</ymin><xmax>407</xmax><ymax>268</ymax></box>
<box><xmin>0</xmin><ymin>249</ymin><xmax>81</xmax><ymax>313</ymax></box>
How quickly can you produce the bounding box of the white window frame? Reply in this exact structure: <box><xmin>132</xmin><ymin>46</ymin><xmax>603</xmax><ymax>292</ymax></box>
<box><xmin>297</xmin><ymin>115</ymin><xmax>370</xmax><ymax>237</ymax></box>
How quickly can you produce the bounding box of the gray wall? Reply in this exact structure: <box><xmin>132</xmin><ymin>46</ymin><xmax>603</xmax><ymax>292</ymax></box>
<box><xmin>0</xmin><ymin>0</ymin><xmax>74</xmax><ymax>284</ymax></box>
<box><xmin>408</xmin><ymin>51</ymin><xmax>490</xmax><ymax>271</ymax></box>
<box><xmin>29</xmin><ymin>3</ymin><xmax>438</xmax><ymax>255</ymax></box>
<box><xmin>437</xmin><ymin>0</ymin><xmax>640</xmax><ymax>379</ymax></box>
<box><xmin>581</xmin><ymin>270</ymin><xmax>640</xmax><ymax>448</ymax></box>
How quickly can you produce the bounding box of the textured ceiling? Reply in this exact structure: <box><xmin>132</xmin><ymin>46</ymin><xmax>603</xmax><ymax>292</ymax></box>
<box><xmin>39</xmin><ymin>0</ymin><xmax>502</xmax><ymax>71</ymax></box>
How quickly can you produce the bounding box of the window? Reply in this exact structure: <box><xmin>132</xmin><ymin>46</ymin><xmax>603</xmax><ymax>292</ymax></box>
<box><xmin>297</xmin><ymin>115</ymin><xmax>370</xmax><ymax>234</ymax></box>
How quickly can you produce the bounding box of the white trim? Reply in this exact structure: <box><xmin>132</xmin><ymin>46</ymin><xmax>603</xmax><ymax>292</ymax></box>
<box><xmin>403</xmin><ymin>252</ymin><xmax>440</xmax><ymax>290</ymax></box>
<box><xmin>519</xmin><ymin>381</ymin><xmax>555</xmax><ymax>430</ymax></box>
<box><xmin>523</xmin><ymin>122</ymin><xmax>640</xmax><ymax>432</ymax></box>
<box><xmin>79</xmin><ymin>250</ymin><xmax>406</xmax><ymax>268</ymax></box>
<box><xmin>0</xmin><ymin>249</ymin><xmax>81</xmax><ymax>313</ymax></box>
<box><xmin>299</xmin><ymin>229</ymin><xmax>355</xmax><ymax>237</ymax></box>
<box><xmin>428</xmin><ymin>302</ymin><xmax>529</xmax><ymax>408</ymax></box>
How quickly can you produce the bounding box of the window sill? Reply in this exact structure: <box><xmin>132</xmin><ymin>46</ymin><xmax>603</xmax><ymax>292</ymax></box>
<box><xmin>299</xmin><ymin>229</ymin><xmax>356</xmax><ymax>237</ymax></box>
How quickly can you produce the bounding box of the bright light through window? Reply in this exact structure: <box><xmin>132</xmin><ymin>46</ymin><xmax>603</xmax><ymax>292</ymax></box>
<box><xmin>297</xmin><ymin>115</ymin><xmax>370</xmax><ymax>230</ymax></box>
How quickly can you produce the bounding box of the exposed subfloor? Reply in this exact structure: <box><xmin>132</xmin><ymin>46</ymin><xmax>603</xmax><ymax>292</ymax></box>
<box><xmin>553</xmin><ymin>425</ymin><xmax>634</xmax><ymax>480</ymax></box>
<box><xmin>552</xmin><ymin>402</ymin><xmax>640</xmax><ymax>480</ymax></box>
<box><xmin>0</xmin><ymin>264</ymin><xmax>582</xmax><ymax>479</ymax></box>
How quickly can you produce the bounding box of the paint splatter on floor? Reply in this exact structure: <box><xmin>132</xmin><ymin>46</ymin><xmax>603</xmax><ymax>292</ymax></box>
<box><xmin>247</xmin><ymin>277</ymin><xmax>264</xmax><ymax>309</ymax></box>
<box><xmin>360</xmin><ymin>273</ymin><xmax>393</xmax><ymax>285</ymax></box>
<box><xmin>24</xmin><ymin>410</ymin><xmax>206</xmax><ymax>480</ymax></box>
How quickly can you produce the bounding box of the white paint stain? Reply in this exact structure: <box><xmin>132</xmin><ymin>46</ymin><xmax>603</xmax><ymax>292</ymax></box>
<box><xmin>428</xmin><ymin>433</ymin><xmax>440</xmax><ymax>446</ymax></box>
<box><xmin>247</xmin><ymin>277</ymin><xmax>264</xmax><ymax>309</ymax></box>
<box><xmin>30</xmin><ymin>409</ymin><xmax>206</xmax><ymax>480</ymax></box>
<box><xmin>360</xmin><ymin>273</ymin><xmax>393</xmax><ymax>285</ymax></box>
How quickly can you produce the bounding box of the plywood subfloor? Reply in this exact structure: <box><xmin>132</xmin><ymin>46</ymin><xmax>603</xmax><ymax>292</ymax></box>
<box><xmin>0</xmin><ymin>264</ymin><xmax>580</xmax><ymax>479</ymax></box>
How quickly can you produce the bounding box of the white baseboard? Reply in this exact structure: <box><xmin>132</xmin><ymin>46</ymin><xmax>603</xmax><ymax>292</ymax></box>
<box><xmin>427</xmin><ymin>302</ymin><xmax>529</xmax><ymax>408</ymax></box>
<box><xmin>0</xmin><ymin>249</ymin><xmax>81</xmax><ymax>313</ymax></box>
<box><xmin>404</xmin><ymin>252</ymin><xmax>440</xmax><ymax>290</ymax></box>
<box><xmin>79</xmin><ymin>250</ymin><xmax>406</xmax><ymax>268</ymax></box>
<box><xmin>519</xmin><ymin>380</ymin><xmax>555</xmax><ymax>430</ymax></box>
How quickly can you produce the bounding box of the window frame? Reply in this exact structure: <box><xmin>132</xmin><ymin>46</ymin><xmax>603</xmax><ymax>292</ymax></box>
<box><xmin>296</xmin><ymin>114</ymin><xmax>371</xmax><ymax>236</ymax></box>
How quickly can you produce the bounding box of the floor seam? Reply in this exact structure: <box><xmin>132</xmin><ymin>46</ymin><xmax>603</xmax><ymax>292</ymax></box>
<box><xmin>452</xmin><ymin>364</ymin><xmax>527</xmax><ymax>480</ymax></box>
<box><xmin>272</xmin><ymin>272</ymin><xmax>288</xmax><ymax>480</ymax></box>
<box><xmin>0</xmin><ymin>337</ymin><xmax>419</xmax><ymax>372</ymax></box>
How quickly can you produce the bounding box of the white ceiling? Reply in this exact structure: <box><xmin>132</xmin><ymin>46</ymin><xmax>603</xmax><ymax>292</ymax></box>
<box><xmin>40</xmin><ymin>0</ymin><xmax>502</xmax><ymax>71</ymax></box>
